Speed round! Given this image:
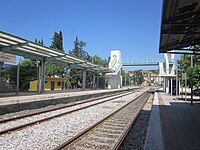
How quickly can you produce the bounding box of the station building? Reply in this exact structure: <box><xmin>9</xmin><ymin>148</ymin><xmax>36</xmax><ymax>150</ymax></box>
<box><xmin>29</xmin><ymin>77</ymin><xmax>65</xmax><ymax>91</ymax></box>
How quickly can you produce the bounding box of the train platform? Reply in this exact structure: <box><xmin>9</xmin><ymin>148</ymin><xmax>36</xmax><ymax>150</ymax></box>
<box><xmin>145</xmin><ymin>91</ymin><xmax>200</xmax><ymax>150</ymax></box>
<box><xmin>0</xmin><ymin>87</ymin><xmax>139</xmax><ymax>115</ymax></box>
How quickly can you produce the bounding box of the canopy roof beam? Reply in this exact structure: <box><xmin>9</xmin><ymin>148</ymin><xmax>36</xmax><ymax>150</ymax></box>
<box><xmin>159</xmin><ymin>0</ymin><xmax>200</xmax><ymax>53</ymax></box>
<box><xmin>0</xmin><ymin>30</ymin><xmax>113</xmax><ymax>73</ymax></box>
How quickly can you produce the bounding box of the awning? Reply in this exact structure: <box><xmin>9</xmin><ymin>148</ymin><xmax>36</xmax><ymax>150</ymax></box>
<box><xmin>159</xmin><ymin>0</ymin><xmax>200</xmax><ymax>54</ymax></box>
<box><xmin>0</xmin><ymin>31</ymin><xmax>112</xmax><ymax>73</ymax></box>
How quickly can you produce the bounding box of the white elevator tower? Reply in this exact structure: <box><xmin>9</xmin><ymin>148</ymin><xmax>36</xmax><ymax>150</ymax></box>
<box><xmin>105</xmin><ymin>50</ymin><xmax>122</xmax><ymax>89</ymax></box>
<box><xmin>159</xmin><ymin>53</ymin><xmax>175</xmax><ymax>94</ymax></box>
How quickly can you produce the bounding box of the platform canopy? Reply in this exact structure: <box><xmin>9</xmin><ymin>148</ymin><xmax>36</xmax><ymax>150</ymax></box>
<box><xmin>0</xmin><ymin>31</ymin><xmax>111</xmax><ymax>73</ymax></box>
<box><xmin>159</xmin><ymin>0</ymin><xmax>200</xmax><ymax>54</ymax></box>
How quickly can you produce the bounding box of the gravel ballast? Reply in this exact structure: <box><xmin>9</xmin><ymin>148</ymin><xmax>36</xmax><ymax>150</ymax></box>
<box><xmin>0</xmin><ymin>88</ymin><xmax>149</xmax><ymax>149</ymax></box>
<box><xmin>119</xmin><ymin>93</ymin><xmax>153</xmax><ymax>150</ymax></box>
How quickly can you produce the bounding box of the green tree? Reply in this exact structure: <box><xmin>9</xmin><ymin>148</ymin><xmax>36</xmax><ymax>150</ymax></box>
<box><xmin>45</xmin><ymin>63</ymin><xmax>65</xmax><ymax>77</ymax></box>
<box><xmin>69</xmin><ymin>36</ymin><xmax>89</xmax><ymax>60</ymax></box>
<box><xmin>121</xmin><ymin>69</ymin><xmax>132</xmax><ymax>86</ymax></box>
<box><xmin>177</xmin><ymin>54</ymin><xmax>200</xmax><ymax>88</ymax></box>
<box><xmin>134</xmin><ymin>70</ymin><xmax>144</xmax><ymax>85</ymax></box>
<box><xmin>46</xmin><ymin>31</ymin><xmax>65</xmax><ymax>78</ymax></box>
<box><xmin>19</xmin><ymin>59</ymin><xmax>37</xmax><ymax>90</ymax></box>
<box><xmin>58</xmin><ymin>31</ymin><xmax>64</xmax><ymax>51</ymax></box>
<box><xmin>35</xmin><ymin>38</ymin><xmax>44</xmax><ymax>45</ymax></box>
<box><xmin>90</xmin><ymin>55</ymin><xmax>108</xmax><ymax>67</ymax></box>
<box><xmin>50</xmin><ymin>31</ymin><xmax>64</xmax><ymax>52</ymax></box>
<box><xmin>68</xmin><ymin>37</ymin><xmax>90</xmax><ymax>88</ymax></box>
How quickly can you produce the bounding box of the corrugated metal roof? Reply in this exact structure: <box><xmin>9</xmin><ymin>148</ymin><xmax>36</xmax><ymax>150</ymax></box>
<box><xmin>0</xmin><ymin>30</ymin><xmax>112</xmax><ymax>73</ymax></box>
<box><xmin>159</xmin><ymin>0</ymin><xmax>200</xmax><ymax>54</ymax></box>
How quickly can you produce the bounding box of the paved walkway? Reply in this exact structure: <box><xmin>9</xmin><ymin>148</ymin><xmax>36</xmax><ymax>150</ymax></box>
<box><xmin>145</xmin><ymin>91</ymin><xmax>200</xmax><ymax>150</ymax></box>
<box><xmin>0</xmin><ymin>87</ymin><xmax>138</xmax><ymax>106</ymax></box>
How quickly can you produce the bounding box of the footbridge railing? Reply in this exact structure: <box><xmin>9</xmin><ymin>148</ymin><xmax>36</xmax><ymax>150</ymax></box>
<box><xmin>109</xmin><ymin>58</ymin><xmax>122</xmax><ymax>74</ymax></box>
<box><xmin>122</xmin><ymin>58</ymin><xmax>164</xmax><ymax>66</ymax></box>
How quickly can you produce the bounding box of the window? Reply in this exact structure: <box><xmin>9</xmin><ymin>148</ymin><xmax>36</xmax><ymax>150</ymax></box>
<box><xmin>57</xmin><ymin>81</ymin><xmax>61</xmax><ymax>86</ymax></box>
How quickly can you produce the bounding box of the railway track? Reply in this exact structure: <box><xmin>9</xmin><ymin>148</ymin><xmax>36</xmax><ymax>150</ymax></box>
<box><xmin>55</xmin><ymin>90</ymin><xmax>152</xmax><ymax>150</ymax></box>
<box><xmin>0</xmin><ymin>90</ymin><xmax>130</xmax><ymax>123</ymax></box>
<box><xmin>0</xmin><ymin>90</ymin><xmax>136</xmax><ymax>135</ymax></box>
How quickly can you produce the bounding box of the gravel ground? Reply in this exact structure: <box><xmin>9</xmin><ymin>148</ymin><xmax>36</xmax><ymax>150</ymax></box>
<box><xmin>0</xmin><ymin>93</ymin><xmax>119</xmax><ymax>120</ymax></box>
<box><xmin>0</xmin><ymin>92</ymin><xmax>130</xmax><ymax>131</ymax></box>
<box><xmin>119</xmin><ymin>93</ymin><xmax>153</xmax><ymax>150</ymax></box>
<box><xmin>0</xmin><ymin>88</ymin><xmax>149</xmax><ymax>150</ymax></box>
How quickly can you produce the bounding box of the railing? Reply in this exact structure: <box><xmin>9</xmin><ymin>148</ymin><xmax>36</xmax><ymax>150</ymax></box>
<box><xmin>112</xmin><ymin>63</ymin><xmax>122</xmax><ymax>73</ymax></box>
<box><xmin>108</xmin><ymin>57</ymin><xmax>122</xmax><ymax>74</ymax></box>
<box><xmin>121</xmin><ymin>58</ymin><xmax>163</xmax><ymax>66</ymax></box>
<box><xmin>109</xmin><ymin>57</ymin><xmax>117</xmax><ymax>69</ymax></box>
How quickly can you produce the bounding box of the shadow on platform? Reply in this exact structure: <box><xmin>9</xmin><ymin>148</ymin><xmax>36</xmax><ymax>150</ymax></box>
<box><xmin>159</xmin><ymin>95</ymin><xmax>200</xmax><ymax>150</ymax></box>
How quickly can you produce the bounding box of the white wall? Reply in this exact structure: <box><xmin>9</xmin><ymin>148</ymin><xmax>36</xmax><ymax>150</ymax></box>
<box><xmin>106</xmin><ymin>50</ymin><xmax>122</xmax><ymax>89</ymax></box>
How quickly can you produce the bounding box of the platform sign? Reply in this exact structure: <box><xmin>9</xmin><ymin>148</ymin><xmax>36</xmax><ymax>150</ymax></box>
<box><xmin>0</xmin><ymin>52</ymin><xmax>16</xmax><ymax>63</ymax></box>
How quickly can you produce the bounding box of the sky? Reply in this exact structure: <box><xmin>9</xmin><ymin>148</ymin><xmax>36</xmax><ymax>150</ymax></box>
<box><xmin>0</xmin><ymin>0</ymin><xmax>164</xmax><ymax>69</ymax></box>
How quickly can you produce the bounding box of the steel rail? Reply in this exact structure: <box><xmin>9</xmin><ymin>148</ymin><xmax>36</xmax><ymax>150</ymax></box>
<box><xmin>112</xmin><ymin>92</ymin><xmax>153</xmax><ymax>150</ymax></box>
<box><xmin>54</xmin><ymin>90</ymin><xmax>152</xmax><ymax>150</ymax></box>
<box><xmin>0</xmin><ymin>90</ymin><xmax>128</xmax><ymax>124</ymax></box>
<box><xmin>0</xmin><ymin>91</ymin><xmax>133</xmax><ymax>135</ymax></box>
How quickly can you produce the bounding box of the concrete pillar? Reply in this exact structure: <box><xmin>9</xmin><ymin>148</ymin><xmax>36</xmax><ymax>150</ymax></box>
<box><xmin>93</xmin><ymin>73</ymin><xmax>95</xmax><ymax>90</ymax></box>
<box><xmin>40</xmin><ymin>60</ymin><xmax>45</xmax><ymax>93</ymax></box>
<box><xmin>82</xmin><ymin>68</ymin><xmax>86</xmax><ymax>90</ymax></box>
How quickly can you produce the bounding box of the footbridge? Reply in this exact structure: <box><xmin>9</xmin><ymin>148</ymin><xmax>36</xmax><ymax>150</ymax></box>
<box><xmin>105</xmin><ymin>50</ymin><xmax>174</xmax><ymax>89</ymax></box>
<box><xmin>122</xmin><ymin>58</ymin><xmax>163</xmax><ymax>66</ymax></box>
<box><xmin>0</xmin><ymin>31</ymin><xmax>174</xmax><ymax>92</ymax></box>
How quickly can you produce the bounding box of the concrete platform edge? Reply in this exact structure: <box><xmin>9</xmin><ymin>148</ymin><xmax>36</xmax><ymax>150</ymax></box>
<box><xmin>0</xmin><ymin>87</ymin><xmax>139</xmax><ymax>115</ymax></box>
<box><xmin>144</xmin><ymin>92</ymin><xmax>164</xmax><ymax>150</ymax></box>
<box><xmin>0</xmin><ymin>87</ymin><xmax>138</xmax><ymax>106</ymax></box>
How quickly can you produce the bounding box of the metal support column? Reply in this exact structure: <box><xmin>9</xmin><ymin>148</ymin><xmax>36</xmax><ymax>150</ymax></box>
<box><xmin>103</xmin><ymin>74</ymin><xmax>105</xmax><ymax>89</ymax></box>
<box><xmin>0</xmin><ymin>62</ymin><xmax>2</xmax><ymax>77</ymax></box>
<box><xmin>176</xmin><ymin>69</ymin><xmax>178</xmax><ymax>96</ymax></box>
<box><xmin>97</xmin><ymin>76</ymin><xmax>99</xmax><ymax>88</ymax></box>
<box><xmin>0</xmin><ymin>62</ymin><xmax>2</xmax><ymax>92</ymax></box>
<box><xmin>190</xmin><ymin>55</ymin><xmax>193</xmax><ymax>105</ymax></box>
<box><xmin>37</xmin><ymin>60</ymin><xmax>41</xmax><ymax>93</ymax></box>
<box><xmin>125</xmin><ymin>71</ymin><xmax>127</xmax><ymax>87</ymax></box>
<box><xmin>185</xmin><ymin>75</ymin><xmax>187</xmax><ymax>101</ymax></box>
<box><xmin>82</xmin><ymin>68</ymin><xmax>86</xmax><ymax>90</ymax></box>
<box><xmin>16</xmin><ymin>62</ymin><xmax>20</xmax><ymax>95</ymax></box>
<box><xmin>167</xmin><ymin>78</ymin><xmax>170</xmax><ymax>94</ymax></box>
<box><xmin>171</xmin><ymin>78</ymin><xmax>173</xmax><ymax>96</ymax></box>
<box><xmin>40</xmin><ymin>60</ymin><xmax>45</xmax><ymax>93</ymax></box>
<box><xmin>163</xmin><ymin>78</ymin><xmax>166</xmax><ymax>92</ymax></box>
<box><xmin>179</xmin><ymin>79</ymin><xmax>181</xmax><ymax>96</ymax></box>
<box><xmin>93</xmin><ymin>72</ymin><xmax>95</xmax><ymax>90</ymax></box>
